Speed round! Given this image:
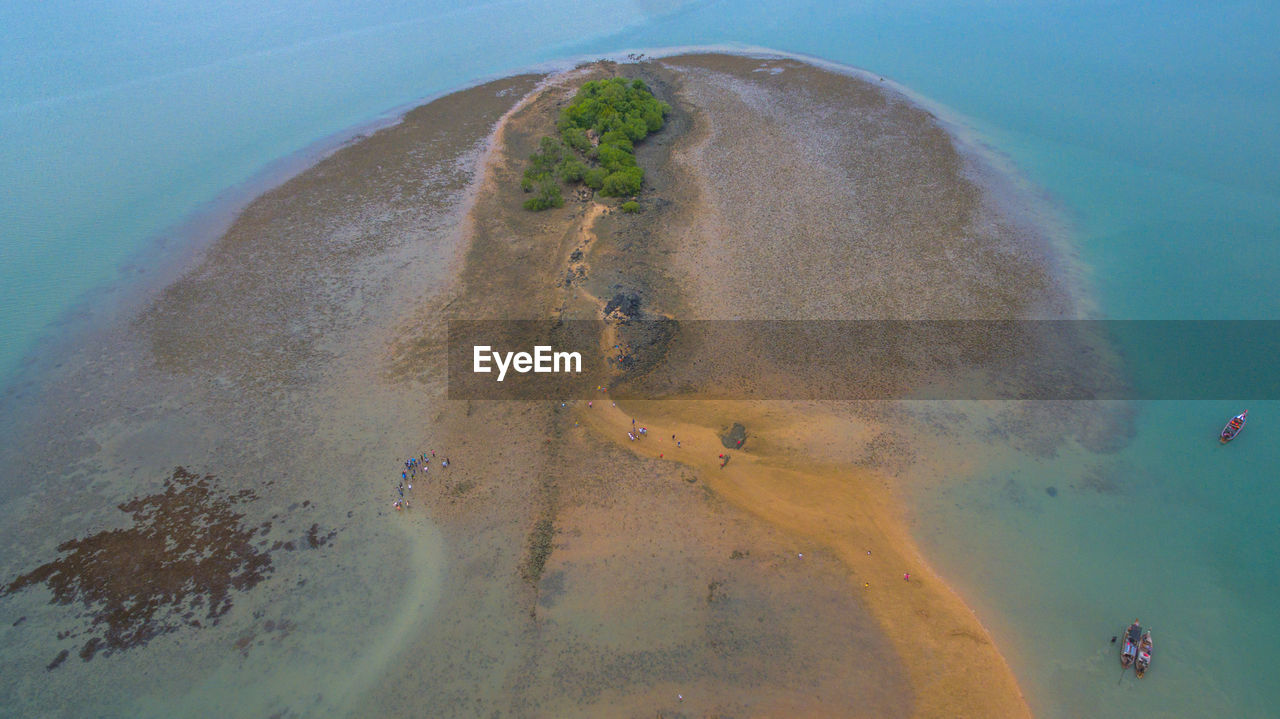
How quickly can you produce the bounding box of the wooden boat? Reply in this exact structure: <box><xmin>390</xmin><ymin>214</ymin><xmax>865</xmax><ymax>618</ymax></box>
<box><xmin>1220</xmin><ymin>410</ymin><xmax>1248</xmax><ymax>443</ymax></box>
<box><xmin>1135</xmin><ymin>630</ymin><xmax>1153</xmax><ymax>677</ymax></box>
<box><xmin>1121</xmin><ymin>620</ymin><xmax>1141</xmax><ymax>669</ymax></box>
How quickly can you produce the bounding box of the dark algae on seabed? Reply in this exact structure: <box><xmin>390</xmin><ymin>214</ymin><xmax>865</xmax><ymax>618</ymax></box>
<box><xmin>3</xmin><ymin>467</ymin><xmax>273</xmax><ymax>667</ymax></box>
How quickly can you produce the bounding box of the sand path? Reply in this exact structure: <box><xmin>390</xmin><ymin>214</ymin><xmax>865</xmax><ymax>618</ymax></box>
<box><xmin>577</xmin><ymin>398</ymin><xmax>1030</xmax><ymax>717</ymax></box>
<box><xmin>526</xmin><ymin>56</ymin><xmax>1037</xmax><ymax>716</ymax></box>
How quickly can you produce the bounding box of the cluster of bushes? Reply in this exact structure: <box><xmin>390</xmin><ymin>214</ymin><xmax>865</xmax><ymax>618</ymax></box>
<box><xmin>521</xmin><ymin>77</ymin><xmax>670</xmax><ymax>211</ymax></box>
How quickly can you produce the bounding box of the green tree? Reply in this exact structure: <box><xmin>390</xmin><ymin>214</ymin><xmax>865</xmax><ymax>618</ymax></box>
<box><xmin>601</xmin><ymin>167</ymin><xmax>643</xmax><ymax>197</ymax></box>
<box><xmin>598</xmin><ymin>130</ymin><xmax>633</xmax><ymax>152</ymax></box>
<box><xmin>523</xmin><ymin>178</ymin><xmax>564</xmax><ymax>211</ymax></box>
<box><xmin>596</xmin><ymin>144</ymin><xmax>635</xmax><ymax>174</ymax></box>
<box><xmin>584</xmin><ymin>167</ymin><xmax>607</xmax><ymax>190</ymax></box>
<box><xmin>562</xmin><ymin>127</ymin><xmax>591</xmax><ymax>152</ymax></box>
<box><xmin>557</xmin><ymin>158</ymin><xmax>587</xmax><ymax>182</ymax></box>
<box><xmin>523</xmin><ymin>76</ymin><xmax>670</xmax><ymax>210</ymax></box>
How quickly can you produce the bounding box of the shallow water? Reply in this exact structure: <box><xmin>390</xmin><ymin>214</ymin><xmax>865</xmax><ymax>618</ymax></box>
<box><xmin>905</xmin><ymin>399</ymin><xmax>1280</xmax><ymax>717</ymax></box>
<box><xmin>3</xmin><ymin>1</ymin><xmax>1278</xmax><ymax>716</ymax></box>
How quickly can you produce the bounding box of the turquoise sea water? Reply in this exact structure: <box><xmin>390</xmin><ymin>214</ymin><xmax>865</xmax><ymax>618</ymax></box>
<box><xmin>3</xmin><ymin>1</ymin><xmax>1278</xmax><ymax>716</ymax></box>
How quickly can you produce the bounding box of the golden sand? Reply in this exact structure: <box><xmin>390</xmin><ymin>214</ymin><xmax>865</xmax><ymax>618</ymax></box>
<box><xmin>579</xmin><ymin>399</ymin><xmax>1031</xmax><ymax>718</ymax></box>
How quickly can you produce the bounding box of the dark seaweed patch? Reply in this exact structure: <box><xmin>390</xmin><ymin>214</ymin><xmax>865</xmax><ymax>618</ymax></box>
<box><xmin>45</xmin><ymin>649</ymin><xmax>68</xmax><ymax>671</ymax></box>
<box><xmin>2</xmin><ymin>467</ymin><xmax>273</xmax><ymax>664</ymax></box>
<box><xmin>305</xmin><ymin>523</ymin><xmax>337</xmax><ymax>549</ymax></box>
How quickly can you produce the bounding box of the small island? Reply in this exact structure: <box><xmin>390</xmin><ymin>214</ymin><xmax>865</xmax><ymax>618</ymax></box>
<box><xmin>0</xmin><ymin>53</ymin><xmax>1104</xmax><ymax>718</ymax></box>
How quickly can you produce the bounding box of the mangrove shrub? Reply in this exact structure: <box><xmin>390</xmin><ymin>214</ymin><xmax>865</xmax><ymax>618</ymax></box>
<box><xmin>519</xmin><ymin>76</ymin><xmax>670</xmax><ymax>208</ymax></box>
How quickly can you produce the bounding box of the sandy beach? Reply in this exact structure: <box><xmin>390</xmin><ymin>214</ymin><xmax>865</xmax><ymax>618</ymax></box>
<box><xmin>0</xmin><ymin>52</ymin><xmax>1111</xmax><ymax>717</ymax></box>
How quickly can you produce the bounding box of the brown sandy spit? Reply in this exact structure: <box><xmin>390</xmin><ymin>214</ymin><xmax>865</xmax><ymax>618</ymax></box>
<box><xmin>371</xmin><ymin>55</ymin><xmax>1061</xmax><ymax>717</ymax></box>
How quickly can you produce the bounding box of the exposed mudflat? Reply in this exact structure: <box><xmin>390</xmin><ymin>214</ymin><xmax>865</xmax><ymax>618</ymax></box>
<box><xmin>0</xmin><ymin>74</ymin><xmax>541</xmax><ymax>717</ymax></box>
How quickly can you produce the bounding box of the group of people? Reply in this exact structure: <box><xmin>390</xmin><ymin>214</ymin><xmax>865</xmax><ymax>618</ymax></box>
<box><xmin>627</xmin><ymin>419</ymin><xmax>649</xmax><ymax>442</ymax></box>
<box><xmin>392</xmin><ymin>449</ymin><xmax>450</xmax><ymax>511</ymax></box>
